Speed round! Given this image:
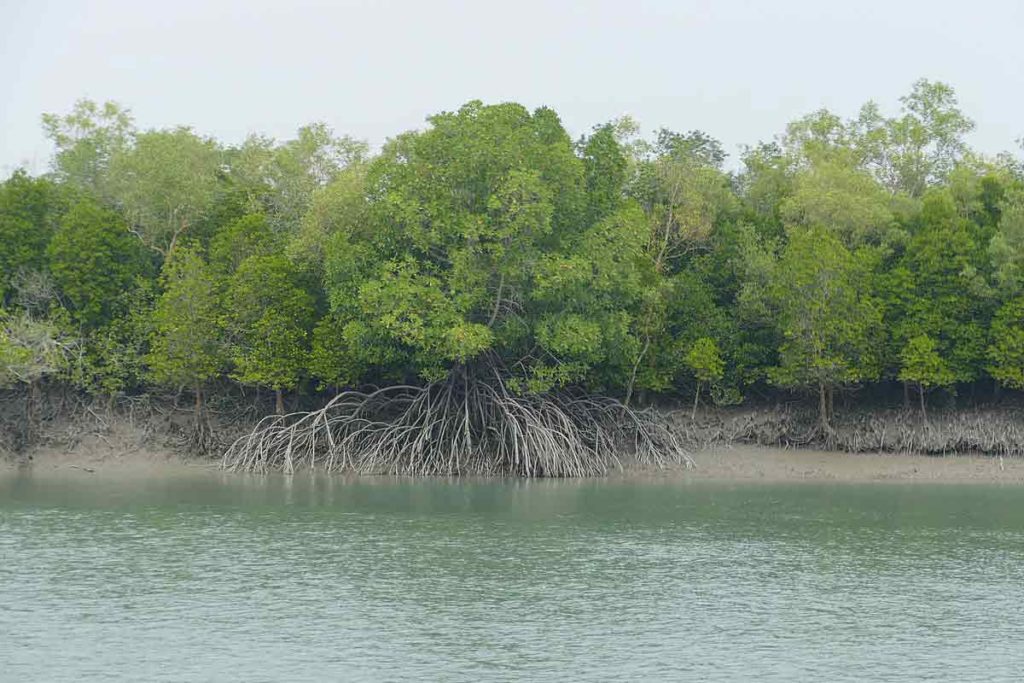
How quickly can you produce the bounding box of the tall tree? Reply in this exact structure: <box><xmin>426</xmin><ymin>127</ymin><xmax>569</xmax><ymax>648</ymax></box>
<box><xmin>988</xmin><ymin>297</ymin><xmax>1024</xmax><ymax>391</ymax></box>
<box><xmin>229</xmin><ymin>124</ymin><xmax>367</xmax><ymax>233</ymax></box>
<box><xmin>319</xmin><ymin>100</ymin><xmax>592</xmax><ymax>387</ymax></box>
<box><xmin>766</xmin><ymin>226</ymin><xmax>882</xmax><ymax>430</ymax></box>
<box><xmin>41</xmin><ymin>99</ymin><xmax>134</xmax><ymax>195</ymax></box>
<box><xmin>146</xmin><ymin>246</ymin><xmax>225</xmax><ymax>439</ymax></box>
<box><xmin>855</xmin><ymin>80</ymin><xmax>975</xmax><ymax>196</ymax></box>
<box><xmin>898</xmin><ymin>334</ymin><xmax>955</xmax><ymax>420</ymax></box>
<box><xmin>896</xmin><ymin>191</ymin><xmax>991</xmax><ymax>387</ymax></box>
<box><xmin>225</xmin><ymin>254</ymin><xmax>315</xmax><ymax>413</ymax></box>
<box><xmin>685</xmin><ymin>336</ymin><xmax>724</xmax><ymax>419</ymax></box>
<box><xmin>108</xmin><ymin>128</ymin><xmax>222</xmax><ymax>256</ymax></box>
<box><xmin>989</xmin><ymin>190</ymin><xmax>1024</xmax><ymax>295</ymax></box>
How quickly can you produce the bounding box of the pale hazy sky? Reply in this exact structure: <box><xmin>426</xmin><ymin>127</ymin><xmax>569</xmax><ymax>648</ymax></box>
<box><xmin>2</xmin><ymin>0</ymin><xmax>1022</xmax><ymax>175</ymax></box>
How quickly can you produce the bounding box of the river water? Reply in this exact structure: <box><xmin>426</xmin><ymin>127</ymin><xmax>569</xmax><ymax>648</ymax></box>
<box><xmin>2</xmin><ymin>469</ymin><xmax>1023</xmax><ymax>681</ymax></box>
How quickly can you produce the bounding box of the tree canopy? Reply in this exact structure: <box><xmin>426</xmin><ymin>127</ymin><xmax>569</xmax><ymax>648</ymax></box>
<box><xmin>1</xmin><ymin>82</ymin><xmax>1022</xmax><ymax>438</ymax></box>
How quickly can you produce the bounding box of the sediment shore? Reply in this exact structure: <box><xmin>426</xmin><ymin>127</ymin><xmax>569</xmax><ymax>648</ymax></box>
<box><xmin>7</xmin><ymin>440</ymin><xmax>1024</xmax><ymax>485</ymax></box>
<box><xmin>670</xmin><ymin>445</ymin><xmax>1024</xmax><ymax>483</ymax></box>
<box><xmin>4</xmin><ymin>399</ymin><xmax>1024</xmax><ymax>483</ymax></box>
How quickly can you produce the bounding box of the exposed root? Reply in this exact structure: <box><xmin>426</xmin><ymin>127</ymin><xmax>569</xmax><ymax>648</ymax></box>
<box><xmin>222</xmin><ymin>377</ymin><xmax>692</xmax><ymax>476</ymax></box>
<box><xmin>179</xmin><ymin>416</ymin><xmax>217</xmax><ymax>455</ymax></box>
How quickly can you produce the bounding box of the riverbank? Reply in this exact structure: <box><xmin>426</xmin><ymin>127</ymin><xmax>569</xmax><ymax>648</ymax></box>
<box><xmin>7</xmin><ymin>440</ymin><xmax>1024</xmax><ymax>484</ymax></box>
<box><xmin>672</xmin><ymin>445</ymin><xmax>1024</xmax><ymax>483</ymax></box>
<box><xmin>4</xmin><ymin>396</ymin><xmax>1024</xmax><ymax>483</ymax></box>
<box><xmin>669</xmin><ymin>403</ymin><xmax>1024</xmax><ymax>455</ymax></box>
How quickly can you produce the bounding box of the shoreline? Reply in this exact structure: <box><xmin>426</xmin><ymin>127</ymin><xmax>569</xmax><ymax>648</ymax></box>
<box><xmin>6</xmin><ymin>442</ymin><xmax>1024</xmax><ymax>484</ymax></box>
<box><xmin>667</xmin><ymin>445</ymin><xmax>1024</xmax><ymax>484</ymax></box>
<box><xmin>5</xmin><ymin>399</ymin><xmax>1024</xmax><ymax>483</ymax></box>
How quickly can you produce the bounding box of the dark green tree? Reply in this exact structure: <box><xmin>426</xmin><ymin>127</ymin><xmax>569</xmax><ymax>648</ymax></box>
<box><xmin>226</xmin><ymin>254</ymin><xmax>315</xmax><ymax>413</ymax></box>
<box><xmin>48</xmin><ymin>199</ymin><xmax>150</xmax><ymax>328</ymax></box>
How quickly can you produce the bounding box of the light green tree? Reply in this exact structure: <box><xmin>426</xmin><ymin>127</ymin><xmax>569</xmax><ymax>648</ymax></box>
<box><xmin>0</xmin><ymin>309</ymin><xmax>73</xmax><ymax>430</ymax></box>
<box><xmin>767</xmin><ymin>226</ymin><xmax>883</xmax><ymax>431</ymax></box>
<box><xmin>108</xmin><ymin>128</ymin><xmax>222</xmax><ymax>256</ymax></box>
<box><xmin>781</xmin><ymin>159</ymin><xmax>895</xmax><ymax>246</ymax></box>
<box><xmin>685</xmin><ymin>337</ymin><xmax>724</xmax><ymax>419</ymax></box>
<box><xmin>229</xmin><ymin>123</ymin><xmax>367</xmax><ymax>233</ymax></box>
<box><xmin>854</xmin><ymin>79</ymin><xmax>975</xmax><ymax>196</ymax></box>
<box><xmin>898</xmin><ymin>334</ymin><xmax>955</xmax><ymax>421</ymax></box>
<box><xmin>41</xmin><ymin>99</ymin><xmax>134</xmax><ymax>195</ymax></box>
<box><xmin>146</xmin><ymin>246</ymin><xmax>225</xmax><ymax>434</ymax></box>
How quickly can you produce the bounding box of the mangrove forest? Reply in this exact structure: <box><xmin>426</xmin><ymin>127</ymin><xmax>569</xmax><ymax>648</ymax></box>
<box><xmin>3</xmin><ymin>80</ymin><xmax>1024</xmax><ymax>473</ymax></box>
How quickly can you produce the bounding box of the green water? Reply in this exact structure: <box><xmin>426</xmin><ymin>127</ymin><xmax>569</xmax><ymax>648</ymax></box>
<box><xmin>2</xmin><ymin>470</ymin><xmax>1024</xmax><ymax>682</ymax></box>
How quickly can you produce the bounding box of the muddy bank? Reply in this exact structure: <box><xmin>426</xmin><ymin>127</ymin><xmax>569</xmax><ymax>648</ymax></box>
<box><xmin>10</xmin><ymin>440</ymin><xmax>1024</xmax><ymax>483</ymax></box>
<box><xmin>668</xmin><ymin>404</ymin><xmax>1024</xmax><ymax>456</ymax></box>
<box><xmin>667</xmin><ymin>445</ymin><xmax>1024</xmax><ymax>483</ymax></box>
<box><xmin>0</xmin><ymin>389</ymin><xmax>255</xmax><ymax>474</ymax></box>
<box><xmin>4</xmin><ymin>393</ymin><xmax>1024</xmax><ymax>482</ymax></box>
<box><xmin>16</xmin><ymin>436</ymin><xmax>213</xmax><ymax>477</ymax></box>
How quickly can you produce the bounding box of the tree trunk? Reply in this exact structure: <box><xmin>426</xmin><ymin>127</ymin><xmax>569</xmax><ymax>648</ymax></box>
<box><xmin>194</xmin><ymin>383</ymin><xmax>203</xmax><ymax>424</ymax></box>
<box><xmin>692</xmin><ymin>382</ymin><xmax>701</xmax><ymax>421</ymax></box>
<box><xmin>26</xmin><ymin>379</ymin><xmax>36</xmax><ymax>423</ymax></box>
<box><xmin>818</xmin><ymin>382</ymin><xmax>829</xmax><ymax>433</ymax></box>
<box><xmin>903</xmin><ymin>381</ymin><xmax>910</xmax><ymax>410</ymax></box>
<box><xmin>919</xmin><ymin>384</ymin><xmax>928</xmax><ymax>424</ymax></box>
<box><xmin>827</xmin><ymin>386</ymin><xmax>835</xmax><ymax>424</ymax></box>
<box><xmin>26</xmin><ymin>379</ymin><xmax>40</xmax><ymax>443</ymax></box>
<box><xmin>623</xmin><ymin>337</ymin><xmax>651</xmax><ymax>408</ymax></box>
<box><xmin>275</xmin><ymin>389</ymin><xmax>285</xmax><ymax>415</ymax></box>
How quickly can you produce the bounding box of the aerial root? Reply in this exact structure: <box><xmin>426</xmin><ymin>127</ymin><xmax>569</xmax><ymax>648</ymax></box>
<box><xmin>222</xmin><ymin>377</ymin><xmax>692</xmax><ymax>476</ymax></box>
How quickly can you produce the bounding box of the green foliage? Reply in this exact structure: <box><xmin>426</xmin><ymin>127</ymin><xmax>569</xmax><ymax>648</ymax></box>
<box><xmin>319</xmin><ymin>100</ymin><xmax>592</xmax><ymax>389</ymax></box>
<box><xmin>41</xmin><ymin>99</ymin><xmax>134</xmax><ymax>195</ymax></box>
<box><xmin>856</xmin><ymin>80</ymin><xmax>975</xmax><ymax>195</ymax></box>
<box><xmin>145</xmin><ymin>247</ymin><xmax>225</xmax><ymax>389</ymax></box>
<box><xmin>767</xmin><ymin>226</ymin><xmax>882</xmax><ymax>392</ymax></box>
<box><xmin>209</xmin><ymin>213</ymin><xmax>280</xmax><ymax>274</ymax></box>
<box><xmin>899</xmin><ymin>334</ymin><xmax>956</xmax><ymax>389</ymax></box>
<box><xmin>988</xmin><ymin>297</ymin><xmax>1024</xmax><ymax>389</ymax></box>
<box><xmin>289</xmin><ymin>165</ymin><xmax>369</xmax><ymax>269</ymax></box>
<box><xmin>990</xmin><ymin>191</ymin><xmax>1024</xmax><ymax>294</ymax></box>
<box><xmin>0</xmin><ymin>309</ymin><xmax>72</xmax><ymax>388</ymax></box>
<box><xmin>5</xmin><ymin>83</ymin><xmax>1023</xmax><ymax>426</ymax></box>
<box><xmin>108</xmin><ymin>128</ymin><xmax>223</xmax><ymax>255</ymax></box>
<box><xmin>580</xmin><ymin>124</ymin><xmax>628</xmax><ymax>224</ymax></box>
<box><xmin>894</xmin><ymin>190</ymin><xmax>991</xmax><ymax>383</ymax></box>
<box><xmin>686</xmin><ymin>337</ymin><xmax>725</xmax><ymax>384</ymax></box>
<box><xmin>225</xmin><ymin>255</ymin><xmax>315</xmax><ymax>391</ymax></box>
<box><xmin>65</xmin><ymin>291</ymin><xmax>153</xmax><ymax>397</ymax></box>
<box><xmin>0</xmin><ymin>171</ymin><xmax>60</xmax><ymax>302</ymax></box>
<box><xmin>781</xmin><ymin>159</ymin><xmax>895</xmax><ymax>245</ymax></box>
<box><xmin>230</xmin><ymin>124</ymin><xmax>367</xmax><ymax>233</ymax></box>
<box><xmin>48</xmin><ymin>199</ymin><xmax>150</xmax><ymax>328</ymax></box>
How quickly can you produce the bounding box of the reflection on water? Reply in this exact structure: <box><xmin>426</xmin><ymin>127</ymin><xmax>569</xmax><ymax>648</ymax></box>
<box><xmin>2</xmin><ymin>470</ymin><xmax>1024</xmax><ymax>681</ymax></box>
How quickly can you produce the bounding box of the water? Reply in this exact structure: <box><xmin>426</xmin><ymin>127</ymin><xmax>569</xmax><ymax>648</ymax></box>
<box><xmin>2</xmin><ymin>469</ymin><xmax>1024</xmax><ymax>682</ymax></box>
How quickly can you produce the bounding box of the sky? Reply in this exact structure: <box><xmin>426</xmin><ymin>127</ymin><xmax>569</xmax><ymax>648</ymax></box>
<box><xmin>1</xmin><ymin>0</ymin><xmax>1022</xmax><ymax>175</ymax></box>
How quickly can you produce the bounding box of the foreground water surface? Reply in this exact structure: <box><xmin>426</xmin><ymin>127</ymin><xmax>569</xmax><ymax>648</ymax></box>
<box><xmin>2</xmin><ymin>468</ymin><xmax>1023</xmax><ymax>681</ymax></box>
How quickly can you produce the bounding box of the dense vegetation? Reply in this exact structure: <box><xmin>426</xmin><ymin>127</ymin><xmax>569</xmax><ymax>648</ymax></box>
<box><xmin>2</xmin><ymin>82</ymin><xmax>1023</xmax><ymax>470</ymax></box>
